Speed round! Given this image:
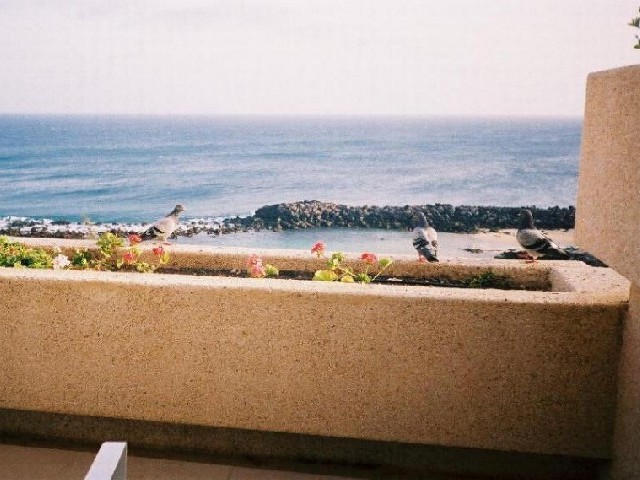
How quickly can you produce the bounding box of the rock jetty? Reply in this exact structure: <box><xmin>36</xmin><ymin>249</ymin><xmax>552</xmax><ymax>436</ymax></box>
<box><xmin>246</xmin><ymin>200</ymin><xmax>575</xmax><ymax>233</ymax></box>
<box><xmin>0</xmin><ymin>201</ymin><xmax>575</xmax><ymax>239</ymax></box>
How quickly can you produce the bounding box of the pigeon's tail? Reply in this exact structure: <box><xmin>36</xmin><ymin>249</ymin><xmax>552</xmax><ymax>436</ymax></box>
<box><xmin>539</xmin><ymin>245</ymin><xmax>570</xmax><ymax>259</ymax></box>
<box><xmin>413</xmin><ymin>238</ymin><xmax>439</xmax><ymax>262</ymax></box>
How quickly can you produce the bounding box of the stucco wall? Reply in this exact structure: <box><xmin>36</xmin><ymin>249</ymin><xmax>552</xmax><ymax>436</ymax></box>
<box><xmin>611</xmin><ymin>285</ymin><xmax>640</xmax><ymax>479</ymax></box>
<box><xmin>576</xmin><ymin>64</ymin><xmax>640</xmax><ymax>480</ymax></box>
<box><xmin>576</xmin><ymin>64</ymin><xmax>640</xmax><ymax>285</ymax></box>
<box><xmin>0</xmin><ymin>257</ymin><xmax>627</xmax><ymax>460</ymax></box>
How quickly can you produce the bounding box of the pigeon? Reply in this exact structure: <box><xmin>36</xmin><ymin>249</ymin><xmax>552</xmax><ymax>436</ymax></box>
<box><xmin>140</xmin><ymin>204</ymin><xmax>185</xmax><ymax>243</ymax></box>
<box><xmin>516</xmin><ymin>209</ymin><xmax>569</xmax><ymax>261</ymax></box>
<box><xmin>411</xmin><ymin>212</ymin><xmax>439</xmax><ymax>262</ymax></box>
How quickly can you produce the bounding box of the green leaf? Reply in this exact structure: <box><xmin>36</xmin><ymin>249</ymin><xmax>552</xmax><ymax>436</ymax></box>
<box><xmin>313</xmin><ymin>269</ymin><xmax>338</xmax><ymax>281</ymax></box>
<box><xmin>340</xmin><ymin>275</ymin><xmax>355</xmax><ymax>283</ymax></box>
<box><xmin>354</xmin><ymin>273</ymin><xmax>371</xmax><ymax>283</ymax></box>
<box><xmin>332</xmin><ymin>252</ymin><xmax>345</xmax><ymax>262</ymax></box>
<box><xmin>378</xmin><ymin>258</ymin><xmax>393</xmax><ymax>267</ymax></box>
<box><xmin>265</xmin><ymin>264</ymin><xmax>279</xmax><ymax>277</ymax></box>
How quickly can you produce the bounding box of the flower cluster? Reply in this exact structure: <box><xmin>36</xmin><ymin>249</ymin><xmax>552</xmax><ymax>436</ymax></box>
<box><xmin>0</xmin><ymin>233</ymin><xmax>171</xmax><ymax>273</ymax></box>
<box><xmin>246</xmin><ymin>254</ymin><xmax>279</xmax><ymax>278</ymax></box>
<box><xmin>311</xmin><ymin>242</ymin><xmax>393</xmax><ymax>283</ymax></box>
<box><xmin>115</xmin><ymin>234</ymin><xmax>170</xmax><ymax>272</ymax></box>
<box><xmin>77</xmin><ymin>233</ymin><xmax>171</xmax><ymax>272</ymax></box>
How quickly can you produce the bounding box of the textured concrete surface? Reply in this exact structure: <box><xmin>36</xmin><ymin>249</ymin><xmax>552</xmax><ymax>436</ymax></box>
<box><xmin>13</xmin><ymin>236</ymin><xmax>552</xmax><ymax>289</ymax></box>
<box><xmin>0</xmin><ymin>245</ymin><xmax>628</xmax><ymax>460</ymax></box>
<box><xmin>611</xmin><ymin>284</ymin><xmax>640</xmax><ymax>480</ymax></box>
<box><xmin>575</xmin><ymin>64</ymin><xmax>640</xmax><ymax>480</ymax></box>
<box><xmin>576</xmin><ymin>64</ymin><xmax>640</xmax><ymax>286</ymax></box>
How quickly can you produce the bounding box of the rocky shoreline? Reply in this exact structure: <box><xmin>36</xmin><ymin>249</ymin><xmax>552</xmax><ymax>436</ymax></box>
<box><xmin>0</xmin><ymin>200</ymin><xmax>575</xmax><ymax>239</ymax></box>
<box><xmin>250</xmin><ymin>201</ymin><xmax>575</xmax><ymax>232</ymax></box>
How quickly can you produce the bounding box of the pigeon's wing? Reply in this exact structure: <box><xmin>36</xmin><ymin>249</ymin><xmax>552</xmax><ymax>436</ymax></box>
<box><xmin>516</xmin><ymin>228</ymin><xmax>549</xmax><ymax>250</ymax></box>
<box><xmin>517</xmin><ymin>228</ymin><xmax>566</xmax><ymax>256</ymax></box>
<box><xmin>413</xmin><ymin>227</ymin><xmax>439</xmax><ymax>262</ymax></box>
<box><xmin>426</xmin><ymin>227</ymin><xmax>438</xmax><ymax>249</ymax></box>
<box><xmin>140</xmin><ymin>214</ymin><xmax>178</xmax><ymax>241</ymax></box>
<box><xmin>140</xmin><ymin>225</ymin><xmax>160</xmax><ymax>240</ymax></box>
<box><xmin>153</xmin><ymin>216</ymin><xmax>177</xmax><ymax>235</ymax></box>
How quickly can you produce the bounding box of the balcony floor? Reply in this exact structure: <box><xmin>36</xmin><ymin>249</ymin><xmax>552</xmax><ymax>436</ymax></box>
<box><xmin>1</xmin><ymin>442</ymin><xmax>473</xmax><ymax>480</ymax></box>
<box><xmin>0</xmin><ymin>442</ymin><xmax>371</xmax><ymax>480</ymax></box>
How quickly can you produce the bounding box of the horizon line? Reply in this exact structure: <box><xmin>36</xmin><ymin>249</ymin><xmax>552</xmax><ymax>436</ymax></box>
<box><xmin>0</xmin><ymin>112</ymin><xmax>584</xmax><ymax>119</ymax></box>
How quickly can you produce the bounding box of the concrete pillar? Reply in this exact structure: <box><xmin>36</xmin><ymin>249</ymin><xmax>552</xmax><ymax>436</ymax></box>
<box><xmin>576</xmin><ymin>65</ymin><xmax>640</xmax><ymax>285</ymax></box>
<box><xmin>575</xmin><ymin>64</ymin><xmax>640</xmax><ymax>479</ymax></box>
<box><xmin>612</xmin><ymin>286</ymin><xmax>640</xmax><ymax>479</ymax></box>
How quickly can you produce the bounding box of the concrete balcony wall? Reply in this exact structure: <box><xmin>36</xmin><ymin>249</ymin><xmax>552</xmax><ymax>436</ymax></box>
<box><xmin>575</xmin><ymin>64</ymin><xmax>640</xmax><ymax>479</ymax></box>
<box><xmin>0</xmin><ymin>244</ymin><xmax>629</xmax><ymax>464</ymax></box>
<box><xmin>576</xmin><ymin>64</ymin><xmax>640</xmax><ymax>287</ymax></box>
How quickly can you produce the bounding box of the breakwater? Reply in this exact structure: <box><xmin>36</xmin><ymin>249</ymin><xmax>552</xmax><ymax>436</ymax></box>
<box><xmin>0</xmin><ymin>201</ymin><xmax>574</xmax><ymax>240</ymax></box>
<box><xmin>249</xmin><ymin>201</ymin><xmax>575</xmax><ymax>233</ymax></box>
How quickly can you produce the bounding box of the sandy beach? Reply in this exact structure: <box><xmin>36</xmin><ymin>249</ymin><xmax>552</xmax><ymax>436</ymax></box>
<box><xmin>175</xmin><ymin>227</ymin><xmax>577</xmax><ymax>260</ymax></box>
<box><xmin>0</xmin><ymin>213</ymin><xmax>576</xmax><ymax>261</ymax></box>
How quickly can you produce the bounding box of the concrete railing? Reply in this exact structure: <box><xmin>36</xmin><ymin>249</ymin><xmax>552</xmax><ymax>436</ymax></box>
<box><xmin>0</xmin><ymin>241</ymin><xmax>629</xmax><ymax>465</ymax></box>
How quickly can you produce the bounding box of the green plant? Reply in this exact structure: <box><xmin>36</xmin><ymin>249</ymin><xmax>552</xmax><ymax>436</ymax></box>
<box><xmin>310</xmin><ymin>242</ymin><xmax>393</xmax><ymax>284</ymax></box>
<box><xmin>630</xmin><ymin>7</ymin><xmax>640</xmax><ymax>49</ymax></box>
<box><xmin>68</xmin><ymin>232</ymin><xmax>125</xmax><ymax>271</ymax></box>
<box><xmin>0</xmin><ymin>236</ymin><xmax>53</xmax><ymax>269</ymax></box>
<box><xmin>0</xmin><ymin>233</ymin><xmax>170</xmax><ymax>273</ymax></box>
<box><xmin>464</xmin><ymin>270</ymin><xmax>509</xmax><ymax>289</ymax></box>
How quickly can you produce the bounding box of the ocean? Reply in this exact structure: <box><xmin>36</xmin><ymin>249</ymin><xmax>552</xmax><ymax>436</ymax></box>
<box><xmin>0</xmin><ymin>114</ymin><xmax>581</xmax><ymax>255</ymax></box>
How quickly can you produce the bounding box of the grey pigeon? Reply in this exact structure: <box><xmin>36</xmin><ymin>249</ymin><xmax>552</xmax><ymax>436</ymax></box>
<box><xmin>516</xmin><ymin>209</ymin><xmax>568</xmax><ymax>260</ymax></box>
<box><xmin>412</xmin><ymin>212</ymin><xmax>439</xmax><ymax>262</ymax></box>
<box><xmin>140</xmin><ymin>204</ymin><xmax>185</xmax><ymax>243</ymax></box>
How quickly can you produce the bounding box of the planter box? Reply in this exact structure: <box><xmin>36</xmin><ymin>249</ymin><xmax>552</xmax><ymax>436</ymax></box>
<box><xmin>0</xmin><ymin>239</ymin><xmax>630</xmax><ymax>461</ymax></box>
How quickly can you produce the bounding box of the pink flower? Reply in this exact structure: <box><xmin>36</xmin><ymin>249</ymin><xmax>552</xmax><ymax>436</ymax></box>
<box><xmin>360</xmin><ymin>252</ymin><xmax>378</xmax><ymax>264</ymax></box>
<box><xmin>249</xmin><ymin>264</ymin><xmax>266</xmax><ymax>278</ymax></box>
<box><xmin>122</xmin><ymin>251</ymin><xmax>137</xmax><ymax>264</ymax></box>
<box><xmin>246</xmin><ymin>254</ymin><xmax>266</xmax><ymax>277</ymax></box>
<box><xmin>128</xmin><ymin>233</ymin><xmax>142</xmax><ymax>245</ymax></box>
<box><xmin>311</xmin><ymin>241</ymin><xmax>326</xmax><ymax>257</ymax></box>
<box><xmin>152</xmin><ymin>246</ymin><xmax>165</xmax><ymax>256</ymax></box>
<box><xmin>246</xmin><ymin>254</ymin><xmax>262</xmax><ymax>267</ymax></box>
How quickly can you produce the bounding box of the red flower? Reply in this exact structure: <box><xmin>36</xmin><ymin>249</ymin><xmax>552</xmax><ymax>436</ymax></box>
<box><xmin>360</xmin><ymin>252</ymin><xmax>377</xmax><ymax>264</ymax></box>
<box><xmin>152</xmin><ymin>246</ymin><xmax>165</xmax><ymax>256</ymax></box>
<box><xmin>128</xmin><ymin>233</ymin><xmax>142</xmax><ymax>245</ymax></box>
<box><xmin>122</xmin><ymin>251</ymin><xmax>137</xmax><ymax>264</ymax></box>
<box><xmin>311</xmin><ymin>241</ymin><xmax>326</xmax><ymax>257</ymax></box>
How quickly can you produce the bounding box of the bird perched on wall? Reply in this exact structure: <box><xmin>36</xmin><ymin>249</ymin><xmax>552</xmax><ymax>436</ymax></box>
<box><xmin>412</xmin><ymin>212</ymin><xmax>439</xmax><ymax>262</ymax></box>
<box><xmin>516</xmin><ymin>209</ymin><xmax>569</xmax><ymax>261</ymax></box>
<box><xmin>140</xmin><ymin>204</ymin><xmax>185</xmax><ymax>243</ymax></box>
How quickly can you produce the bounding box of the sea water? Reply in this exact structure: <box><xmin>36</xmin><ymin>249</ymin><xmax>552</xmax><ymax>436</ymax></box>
<box><xmin>0</xmin><ymin>114</ymin><xmax>581</xmax><ymax>254</ymax></box>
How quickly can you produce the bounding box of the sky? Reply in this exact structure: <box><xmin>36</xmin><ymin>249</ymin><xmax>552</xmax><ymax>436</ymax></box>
<box><xmin>0</xmin><ymin>0</ymin><xmax>638</xmax><ymax>116</ymax></box>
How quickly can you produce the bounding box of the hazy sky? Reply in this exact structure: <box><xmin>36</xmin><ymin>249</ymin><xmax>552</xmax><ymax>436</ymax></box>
<box><xmin>0</xmin><ymin>0</ymin><xmax>638</xmax><ymax>116</ymax></box>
